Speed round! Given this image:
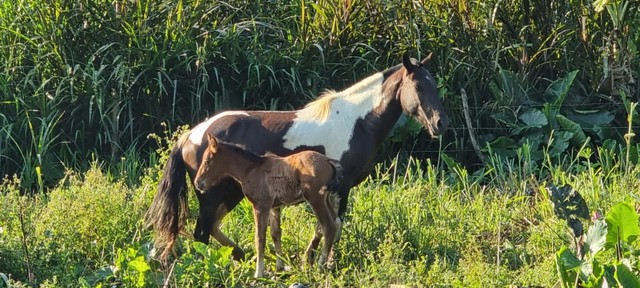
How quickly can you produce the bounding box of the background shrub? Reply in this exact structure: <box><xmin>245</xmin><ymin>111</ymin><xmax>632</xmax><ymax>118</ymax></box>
<box><xmin>1</xmin><ymin>0</ymin><xmax>638</xmax><ymax>191</ymax></box>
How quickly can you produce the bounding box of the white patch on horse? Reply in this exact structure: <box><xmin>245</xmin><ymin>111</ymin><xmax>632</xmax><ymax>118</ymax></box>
<box><xmin>283</xmin><ymin>72</ymin><xmax>385</xmax><ymax>160</ymax></box>
<box><xmin>189</xmin><ymin>111</ymin><xmax>249</xmax><ymax>145</ymax></box>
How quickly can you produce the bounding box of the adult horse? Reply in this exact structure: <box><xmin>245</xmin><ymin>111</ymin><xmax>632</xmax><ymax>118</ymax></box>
<box><xmin>146</xmin><ymin>53</ymin><xmax>450</xmax><ymax>260</ymax></box>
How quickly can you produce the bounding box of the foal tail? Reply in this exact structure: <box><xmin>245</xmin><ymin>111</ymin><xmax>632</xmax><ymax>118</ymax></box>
<box><xmin>326</xmin><ymin>159</ymin><xmax>344</xmax><ymax>193</ymax></box>
<box><xmin>144</xmin><ymin>132</ymin><xmax>191</xmax><ymax>260</ymax></box>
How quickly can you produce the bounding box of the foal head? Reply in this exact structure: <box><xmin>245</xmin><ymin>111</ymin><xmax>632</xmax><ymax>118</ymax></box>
<box><xmin>398</xmin><ymin>53</ymin><xmax>449</xmax><ymax>137</ymax></box>
<box><xmin>193</xmin><ymin>133</ymin><xmax>233</xmax><ymax>192</ymax></box>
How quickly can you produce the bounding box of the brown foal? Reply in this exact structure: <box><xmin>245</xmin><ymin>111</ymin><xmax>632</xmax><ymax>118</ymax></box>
<box><xmin>194</xmin><ymin>133</ymin><xmax>343</xmax><ymax>278</ymax></box>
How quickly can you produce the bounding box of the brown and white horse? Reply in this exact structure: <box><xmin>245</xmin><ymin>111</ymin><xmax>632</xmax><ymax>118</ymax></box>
<box><xmin>145</xmin><ymin>53</ymin><xmax>450</xmax><ymax>260</ymax></box>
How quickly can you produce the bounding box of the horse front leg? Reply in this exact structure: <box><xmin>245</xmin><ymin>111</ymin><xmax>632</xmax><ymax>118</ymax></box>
<box><xmin>193</xmin><ymin>189</ymin><xmax>214</xmax><ymax>244</ymax></box>
<box><xmin>196</xmin><ymin>179</ymin><xmax>246</xmax><ymax>260</ymax></box>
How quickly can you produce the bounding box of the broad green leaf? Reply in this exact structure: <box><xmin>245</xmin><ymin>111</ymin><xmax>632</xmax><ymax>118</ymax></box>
<box><xmin>585</xmin><ymin>219</ymin><xmax>608</xmax><ymax>256</ymax></box>
<box><xmin>603</xmin><ymin>265</ymin><xmax>617</xmax><ymax>287</ymax></box>
<box><xmin>568</xmin><ymin>111</ymin><xmax>614</xmax><ymax>140</ymax></box>
<box><xmin>216</xmin><ymin>246</ymin><xmax>234</xmax><ymax>266</ymax></box>
<box><xmin>547</xmin><ymin>184</ymin><xmax>590</xmax><ymax>237</ymax></box>
<box><xmin>440</xmin><ymin>152</ymin><xmax>462</xmax><ymax>171</ymax></box>
<box><xmin>557</xmin><ymin>247</ymin><xmax>583</xmax><ymax>269</ymax></box>
<box><xmin>518</xmin><ymin>132</ymin><xmax>545</xmax><ymax>161</ymax></box>
<box><xmin>556</xmin><ymin>247</ymin><xmax>582</xmax><ymax>288</ymax></box>
<box><xmin>615</xmin><ymin>262</ymin><xmax>640</xmax><ymax>287</ymax></box>
<box><xmin>0</xmin><ymin>273</ymin><xmax>9</xmax><ymax>287</ymax></box>
<box><xmin>602</xmin><ymin>139</ymin><xmax>618</xmax><ymax>151</ymax></box>
<box><xmin>491</xmin><ymin>111</ymin><xmax>517</xmax><ymax>127</ymax></box>
<box><xmin>549</xmin><ymin>131</ymin><xmax>573</xmax><ymax>157</ymax></box>
<box><xmin>128</xmin><ymin>257</ymin><xmax>150</xmax><ymax>272</ymax></box>
<box><xmin>486</xmin><ymin>136</ymin><xmax>517</xmax><ymax>158</ymax></box>
<box><xmin>192</xmin><ymin>241</ymin><xmax>210</xmax><ymax>257</ymax></box>
<box><xmin>544</xmin><ymin>70</ymin><xmax>578</xmax><ymax>108</ymax></box>
<box><xmin>557</xmin><ymin>114</ymin><xmax>588</xmax><ymax>146</ymax></box>
<box><xmin>570</xmin><ymin>110</ymin><xmax>614</xmax><ymax>126</ymax></box>
<box><xmin>488</xmin><ymin>81</ymin><xmax>504</xmax><ymax>101</ymax></box>
<box><xmin>519</xmin><ymin>109</ymin><xmax>548</xmax><ymax>128</ymax></box>
<box><xmin>585</xmin><ymin>259</ymin><xmax>606</xmax><ymax>287</ymax></box>
<box><xmin>605</xmin><ymin>202</ymin><xmax>640</xmax><ymax>248</ymax></box>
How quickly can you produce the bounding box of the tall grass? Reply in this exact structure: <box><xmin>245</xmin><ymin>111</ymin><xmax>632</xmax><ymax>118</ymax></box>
<box><xmin>2</xmin><ymin>0</ymin><xmax>637</xmax><ymax>191</ymax></box>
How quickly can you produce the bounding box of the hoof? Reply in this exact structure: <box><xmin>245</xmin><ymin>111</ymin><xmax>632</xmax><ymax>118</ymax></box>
<box><xmin>232</xmin><ymin>248</ymin><xmax>246</xmax><ymax>260</ymax></box>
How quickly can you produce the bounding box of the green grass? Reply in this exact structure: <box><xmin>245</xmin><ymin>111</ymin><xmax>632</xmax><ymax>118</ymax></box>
<box><xmin>1</xmin><ymin>149</ymin><xmax>639</xmax><ymax>287</ymax></box>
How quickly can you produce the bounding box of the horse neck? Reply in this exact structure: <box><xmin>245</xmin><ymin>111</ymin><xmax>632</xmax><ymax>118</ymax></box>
<box><xmin>338</xmin><ymin>65</ymin><xmax>405</xmax><ymax>138</ymax></box>
<box><xmin>367</xmin><ymin>68</ymin><xmax>405</xmax><ymax>144</ymax></box>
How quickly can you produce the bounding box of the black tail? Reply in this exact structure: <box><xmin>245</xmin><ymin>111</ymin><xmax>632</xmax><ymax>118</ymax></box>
<box><xmin>326</xmin><ymin>159</ymin><xmax>344</xmax><ymax>193</ymax></box>
<box><xmin>144</xmin><ymin>134</ymin><xmax>189</xmax><ymax>259</ymax></box>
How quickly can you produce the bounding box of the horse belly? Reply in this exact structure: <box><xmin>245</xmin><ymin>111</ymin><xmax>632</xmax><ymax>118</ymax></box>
<box><xmin>266</xmin><ymin>176</ymin><xmax>303</xmax><ymax>206</ymax></box>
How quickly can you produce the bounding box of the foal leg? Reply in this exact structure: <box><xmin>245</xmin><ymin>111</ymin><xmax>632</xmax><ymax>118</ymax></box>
<box><xmin>269</xmin><ymin>207</ymin><xmax>285</xmax><ymax>271</ymax></box>
<box><xmin>253</xmin><ymin>205</ymin><xmax>270</xmax><ymax>278</ymax></box>
<box><xmin>305</xmin><ymin>223</ymin><xmax>323</xmax><ymax>266</ymax></box>
<box><xmin>316</xmin><ymin>205</ymin><xmax>337</xmax><ymax>269</ymax></box>
<box><xmin>304</xmin><ymin>189</ymin><xmax>337</xmax><ymax>270</ymax></box>
<box><xmin>305</xmin><ymin>191</ymin><xmax>340</xmax><ymax>265</ymax></box>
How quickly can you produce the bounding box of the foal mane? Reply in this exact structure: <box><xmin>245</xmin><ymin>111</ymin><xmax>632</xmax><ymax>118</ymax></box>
<box><xmin>217</xmin><ymin>140</ymin><xmax>265</xmax><ymax>164</ymax></box>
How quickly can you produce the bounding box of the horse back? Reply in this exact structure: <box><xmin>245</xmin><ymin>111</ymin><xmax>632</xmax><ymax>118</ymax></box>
<box><xmin>286</xmin><ymin>151</ymin><xmax>336</xmax><ymax>186</ymax></box>
<box><xmin>205</xmin><ymin>111</ymin><xmax>297</xmax><ymax>155</ymax></box>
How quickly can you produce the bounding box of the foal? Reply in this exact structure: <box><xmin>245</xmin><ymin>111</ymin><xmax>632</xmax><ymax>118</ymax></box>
<box><xmin>194</xmin><ymin>133</ymin><xmax>343</xmax><ymax>278</ymax></box>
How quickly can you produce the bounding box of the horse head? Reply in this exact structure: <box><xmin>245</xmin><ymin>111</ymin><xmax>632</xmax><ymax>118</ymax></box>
<box><xmin>399</xmin><ymin>53</ymin><xmax>449</xmax><ymax>137</ymax></box>
<box><xmin>194</xmin><ymin>133</ymin><xmax>225</xmax><ymax>192</ymax></box>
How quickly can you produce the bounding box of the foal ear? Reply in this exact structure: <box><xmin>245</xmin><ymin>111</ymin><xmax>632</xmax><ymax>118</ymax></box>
<box><xmin>420</xmin><ymin>52</ymin><xmax>433</xmax><ymax>66</ymax></box>
<box><xmin>402</xmin><ymin>53</ymin><xmax>416</xmax><ymax>73</ymax></box>
<box><xmin>207</xmin><ymin>133</ymin><xmax>218</xmax><ymax>153</ymax></box>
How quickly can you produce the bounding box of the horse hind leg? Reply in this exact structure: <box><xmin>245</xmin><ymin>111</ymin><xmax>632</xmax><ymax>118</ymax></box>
<box><xmin>304</xmin><ymin>187</ymin><xmax>338</xmax><ymax>271</ymax></box>
<box><xmin>269</xmin><ymin>207</ymin><xmax>285</xmax><ymax>271</ymax></box>
<box><xmin>317</xmin><ymin>211</ymin><xmax>337</xmax><ymax>271</ymax></box>
<box><xmin>305</xmin><ymin>188</ymin><xmax>341</xmax><ymax>266</ymax></box>
<box><xmin>328</xmin><ymin>191</ymin><xmax>342</xmax><ymax>243</ymax></box>
<box><xmin>305</xmin><ymin>223</ymin><xmax>323</xmax><ymax>267</ymax></box>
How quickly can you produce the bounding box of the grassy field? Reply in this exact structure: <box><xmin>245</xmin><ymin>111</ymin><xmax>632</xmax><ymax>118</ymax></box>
<box><xmin>2</xmin><ymin>137</ymin><xmax>639</xmax><ymax>287</ymax></box>
<box><xmin>1</xmin><ymin>0</ymin><xmax>639</xmax><ymax>286</ymax></box>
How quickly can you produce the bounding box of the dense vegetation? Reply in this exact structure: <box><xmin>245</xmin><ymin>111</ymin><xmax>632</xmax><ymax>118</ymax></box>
<box><xmin>1</xmin><ymin>0</ymin><xmax>638</xmax><ymax>190</ymax></box>
<box><xmin>1</xmin><ymin>0</ymin><xmax>640</xmax><ymax>287</ymax></box>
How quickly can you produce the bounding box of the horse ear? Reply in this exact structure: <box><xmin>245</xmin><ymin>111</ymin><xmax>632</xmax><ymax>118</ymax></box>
<box><xmin>420</xmin><ymin>52</ymin><xmax>433</xmax><ymax>65</ymax></box>
<box><xmin>207</xmin><ymin>133</ymin><xmax>218</xmax><ymax>153</ymax></box>
<box><xmin>402</xmin><ymin>53</ymin><xmax>416</xmax><ymax>73</ymax></box>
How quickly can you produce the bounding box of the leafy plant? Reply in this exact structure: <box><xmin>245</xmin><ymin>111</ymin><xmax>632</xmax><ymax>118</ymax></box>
<box><xmin>487</xmin><ymin>69</ymin><xmax>614</xmax><ymax>161</ymax></box>
<box><xmin>173</xmin><ymin>241</ymin><xmax>236</xmax><ymax>287</ymax></box>
<box><xmin>556</xmin><ymin>202</ymin><xmax>640</xmax><ymax>287</ymax></box>
<box><xmin>83</xmin><ymin>245</ymin><xmax>160</xmax><ymax>288</ymax></box>
<box><xmin>548</xmin><ymin>184</ymin><xmax>590</xmax><ymax>239</ymax></box>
